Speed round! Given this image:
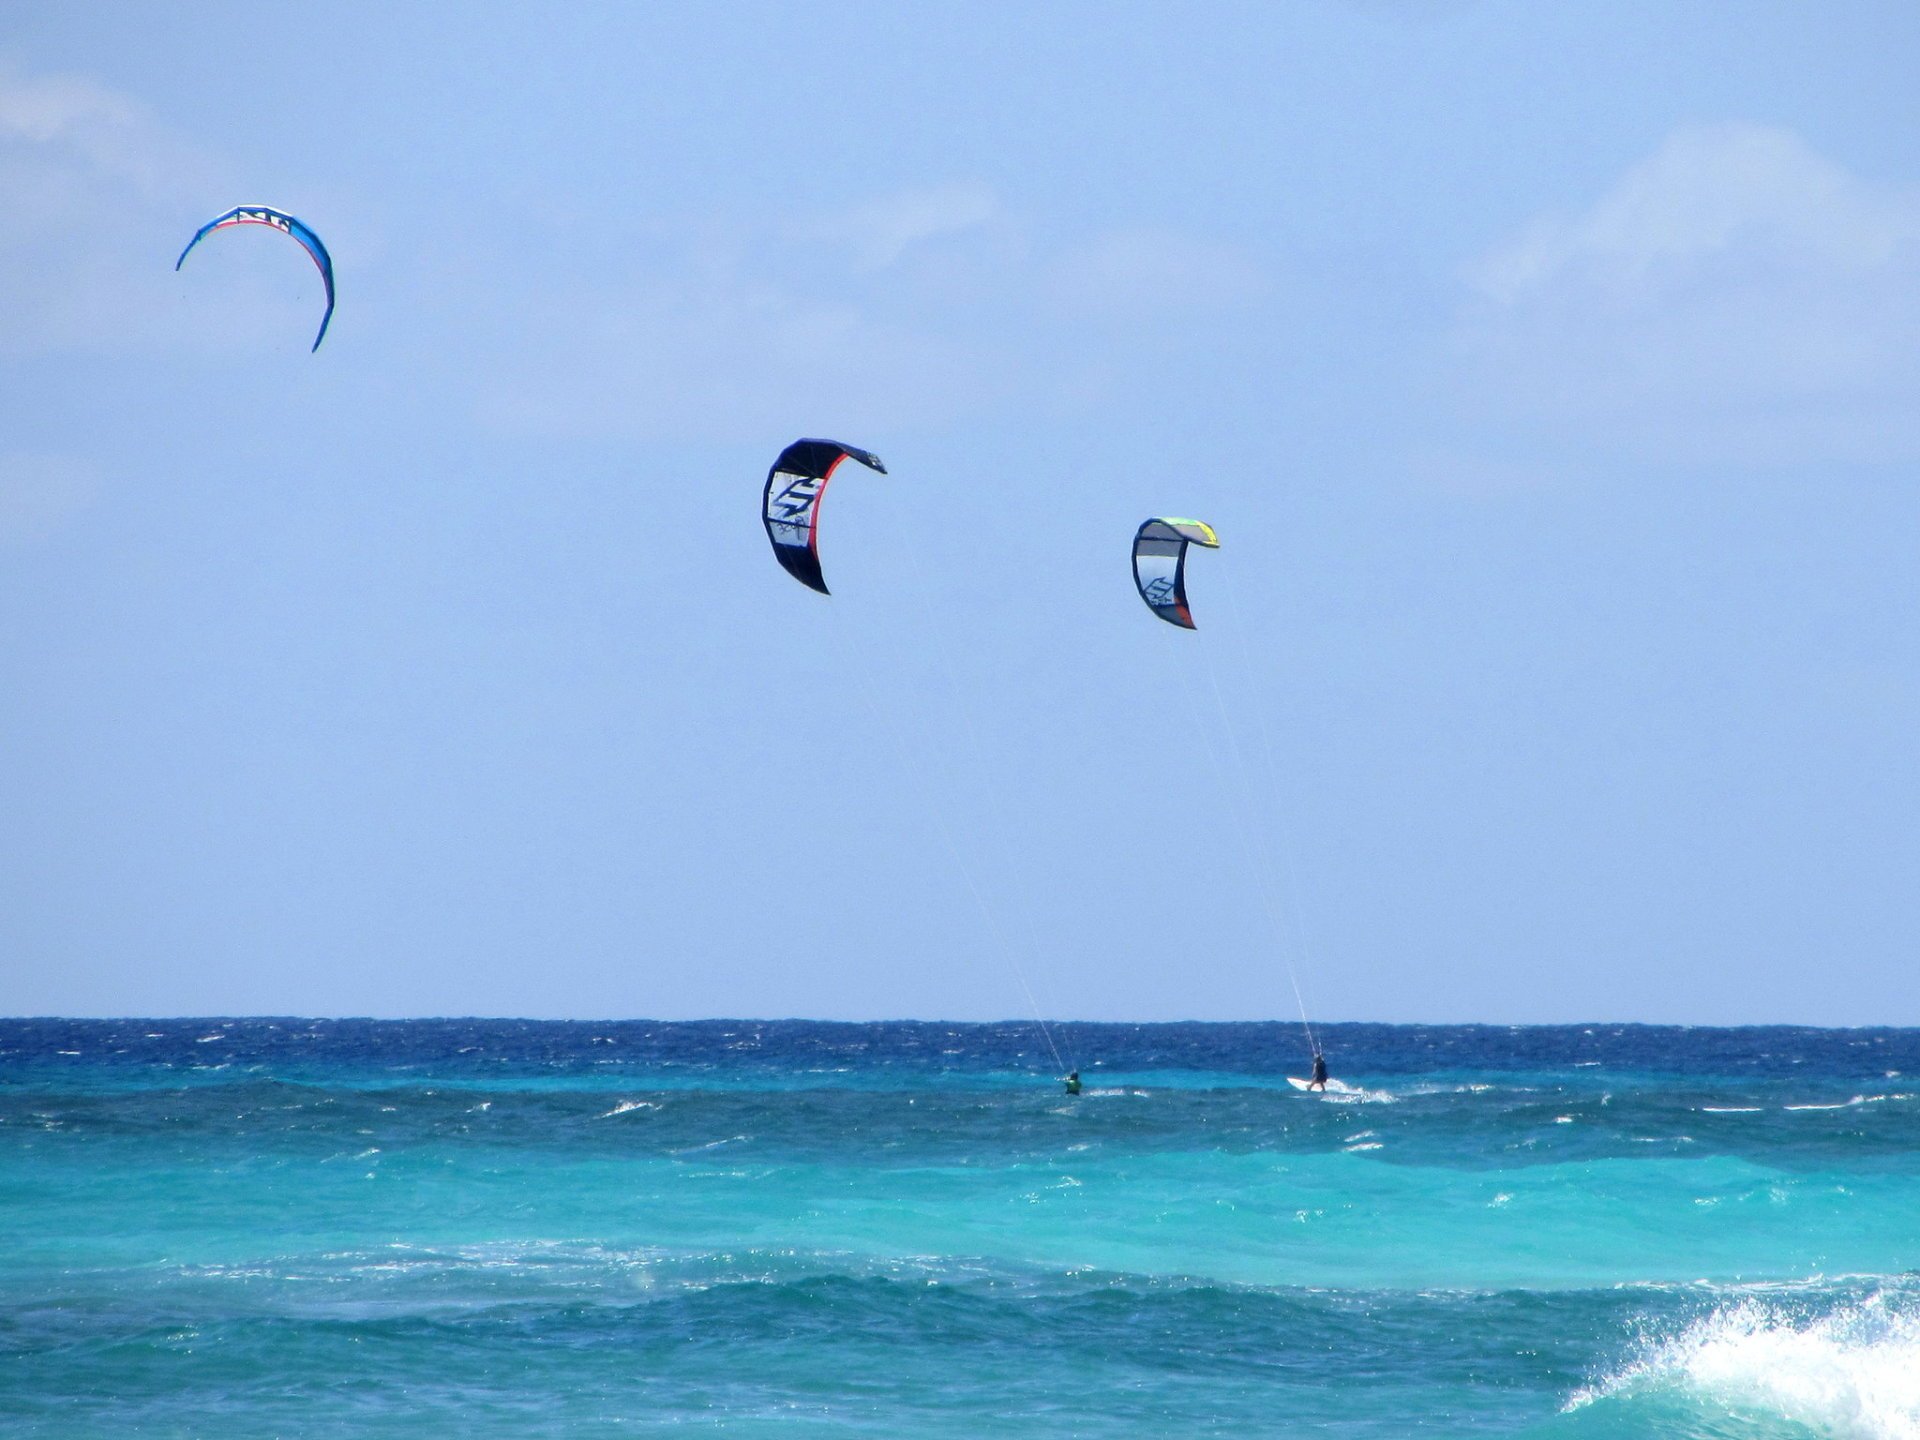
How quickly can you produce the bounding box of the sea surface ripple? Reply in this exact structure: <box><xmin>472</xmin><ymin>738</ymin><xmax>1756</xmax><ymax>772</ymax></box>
<box><xmin>3</xmin><ymin>1020</ymin><xmax>1917</xmax><ymax>1438</ymax></box>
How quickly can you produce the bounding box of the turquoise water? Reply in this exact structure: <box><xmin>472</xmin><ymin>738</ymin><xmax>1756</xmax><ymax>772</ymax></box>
<box><xmin>3</xmin><ymin>1020</ymin><xmax>1918</xmax><ymax>1437</ymax></box>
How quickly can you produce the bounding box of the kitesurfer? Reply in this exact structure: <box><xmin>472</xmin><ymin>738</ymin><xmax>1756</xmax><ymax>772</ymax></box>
<box><xmin>1308</xmin><ymin>1051</ymin><xmax>1328</xmax><ymax>1092</ymax></box>
<box><xmin>1064</xmin><ymin>1071</ymin><xmax>1082</xmax><ymax>1095</ymax></box>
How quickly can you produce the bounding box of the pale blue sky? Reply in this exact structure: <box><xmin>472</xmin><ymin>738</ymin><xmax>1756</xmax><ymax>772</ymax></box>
<box><xmin>2</xmin><ymin>2</ymin><xmax>1917</xmax><ymax>1023</ymax></box>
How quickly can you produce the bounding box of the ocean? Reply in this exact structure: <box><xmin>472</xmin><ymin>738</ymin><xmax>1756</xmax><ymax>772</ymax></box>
<box><xmin>2</xmin><ymin>1019</ymin><xmax>1916</xmax><ymax>1438</ymax></box>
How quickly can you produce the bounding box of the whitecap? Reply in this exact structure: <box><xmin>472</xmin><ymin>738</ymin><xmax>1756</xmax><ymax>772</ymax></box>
<box><xmin>601</xmin><ymin>1099</ymin><xmax>661</xmax><ymax>1118</ymax></box>
<box><xmin>1567</xmin><ymin>1294</ymin><xmax>1920</xmax><ymax>1437</ymax></box>
<box><xmin>1323</xmin><ymin>1083</ymin><xmax>1396</xmax><ymax>1104</ymax></box>
<box><xmin>675</xmin><ymin>1134</ymin><xmax>749</xmax><ymax>1154</ymax></box>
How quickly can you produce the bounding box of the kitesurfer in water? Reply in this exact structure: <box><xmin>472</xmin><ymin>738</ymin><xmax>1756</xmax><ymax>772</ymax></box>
<box><xmin>1064</xmin><ymin>1071</ymin><xmax>1082</xmax><ymax>1095</ymax></box>
<box><xmin>1308</xmin><ymin>1051</ymin><xmax>1328</xmax><ymax>1092</ymax></box>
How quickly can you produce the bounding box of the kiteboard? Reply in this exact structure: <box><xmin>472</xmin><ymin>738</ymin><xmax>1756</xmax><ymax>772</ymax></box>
<box><xmin>1287</xmin><ymin>1076</ymin><xmax>1358</xmax><ymax>1094</ymax></box>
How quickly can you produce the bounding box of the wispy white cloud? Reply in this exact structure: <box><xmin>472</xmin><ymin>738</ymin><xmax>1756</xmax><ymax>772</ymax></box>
<box><xmin>1050</xmin><ymin>227</ymin><xmax>1269</xmax><ymax>318</ymax></box>
<box><xmin>1475</xmin><ymin>125</ymin><xmax>1916</xmax><ymax>301</ymax></box>
<box><xmin>473</xmin><ymin>190</ymin><xmax>1273</xmax><ymax>442</ymax></box>
<box><xmin>814</xmin><ymin>181</ymin><xmax>1001</xmax><ymax>271</ymax></box>
<box><xmin>0</xmin><ymin>62</ymin><xmax>235</xmax><ymax>355</ymax></box>
<box><xmin>1458</xmin><ymin>123</ymin><xmax>1920</xmax><ymax>464</ymax></box>
<box><xmin>478</xmin><ymin>259</ymin><xmax>1012</xmax><ymax>442</ymax></box>
<box><xmin>0</xmin><ymin>67</ymin><xmax>153</xmax><ymax>174</ymax></box>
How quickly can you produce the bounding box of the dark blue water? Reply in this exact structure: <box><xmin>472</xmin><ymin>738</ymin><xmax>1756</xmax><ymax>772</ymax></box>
<box><xmin>4</xmin><ymin>1020</ymin><xmax>1917</xmax><ymax>1437</ymax></box>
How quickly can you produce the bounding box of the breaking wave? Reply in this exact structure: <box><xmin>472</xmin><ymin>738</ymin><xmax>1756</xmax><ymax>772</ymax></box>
<box><xmin>1570</xmin><ymin>1292</ymin><xmax>1920</xmax><ymax>1439</ymax></box>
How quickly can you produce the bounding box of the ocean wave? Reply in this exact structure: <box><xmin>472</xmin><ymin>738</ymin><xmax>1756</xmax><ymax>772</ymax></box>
<box><xmin>600</xmin><ymin>1099</ymin><xmax>662</xmax><ymax>1118</ymax></box>
<box><xmin>1786</xmin><ymin>1094</ymin><xmax>1916</xmax><ymax>1112</ymax></box>
<box><xmin>1318</xmin><ymin>1082</ymin><xmax>1397</xmax><ymax>1104</ymax></box>
<box><xmin>1569</xmin><ymin>1292</ymin><xmax>1920</xmax><ymax>1439</ymax></box>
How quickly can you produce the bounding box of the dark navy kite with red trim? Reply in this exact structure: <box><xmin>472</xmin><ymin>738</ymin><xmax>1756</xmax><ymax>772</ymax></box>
<box><xmin>760</xmin><ymin>439</ymin><xmax>886</xmax><ymax>594</ymax></box>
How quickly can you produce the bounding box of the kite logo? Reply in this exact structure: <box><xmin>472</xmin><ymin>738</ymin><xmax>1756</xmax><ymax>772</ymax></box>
<box><xmin>1141</xmin><ymin>578</ymin><xmax>1176</xmax><ymax>606</ymax></box>
<box><xmin>770</xmin><ymin>472</ymin><xmax>822</xmax><ymax>521</ymax></box>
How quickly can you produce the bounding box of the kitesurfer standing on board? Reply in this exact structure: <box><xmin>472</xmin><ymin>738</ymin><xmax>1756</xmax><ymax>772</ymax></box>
<box><xmin>1308</xmin><ymin>1050</ymin><xmax>1328</xmax><ymax>1092</ymax></box>
<box><xmin>1064</xmin><ymin>1071</ymin><xmax>1082</xmax><ymax>1095</ymax></box>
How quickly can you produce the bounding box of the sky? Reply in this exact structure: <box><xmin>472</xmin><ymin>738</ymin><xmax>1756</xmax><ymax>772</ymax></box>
<box><xmin>2</xmin><ymin>1</ymin><xmax>1917</xmax><ymax>1024</ymax></box>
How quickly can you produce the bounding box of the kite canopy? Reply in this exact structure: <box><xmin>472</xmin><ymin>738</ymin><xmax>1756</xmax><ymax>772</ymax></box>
<box><xmin>1132</xmin><ymin>518</ymin><xmax>1219</xmax><ymax>628</ymax></box>
<box><xmin>761</xmin><ymin>439</ymin><xmax>887</xmax><ymax>594</ymax></box>
<box><xmin>176</xmin><ymin>206</ymin><xmax>336</xmax><ymax>351</ymax></box>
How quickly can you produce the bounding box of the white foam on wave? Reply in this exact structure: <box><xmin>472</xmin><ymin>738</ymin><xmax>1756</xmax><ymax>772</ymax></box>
<box><xmin>1570</xmin><ymin>1295</ymin><xmax>1920</xmax><ymax>1439</ymax></box>
<box><xmin>676</xmin><ymin>1134</ymin><xmax>748</xmax><ymax>1154</ymax></box>
<box><xmin>1783</xmin><ymin>1095</ymin><xmax>1911</xmax><ymax>1111</ymax></box>
<box><xmin>1323</xmin><ymin>1081</ymin><xmax>1396</xmax><ymax>1105</ymax></box>
<box><xmin>601</xmin><ymin>1099</ymin><xmax>661</xmax><ymax>1118</ymax></box>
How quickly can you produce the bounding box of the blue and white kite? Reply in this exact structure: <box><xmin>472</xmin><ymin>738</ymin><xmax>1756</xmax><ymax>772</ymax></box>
<box><xmin>175</xmin><ymin>206</ymin><xmax>336</xmax><ymax>351</ymax></box>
